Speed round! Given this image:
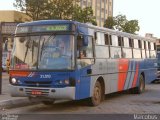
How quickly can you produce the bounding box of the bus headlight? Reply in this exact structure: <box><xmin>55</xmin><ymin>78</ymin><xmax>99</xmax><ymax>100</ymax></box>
<box><xmin>11</xmin><ymin>78</ymin><xmax>17</xmax><ymax>84</ymax></box>
<box><xmin>64</xmin><ymin>80</ymin><xmax>70</xmax><ymax>85</ymax></box>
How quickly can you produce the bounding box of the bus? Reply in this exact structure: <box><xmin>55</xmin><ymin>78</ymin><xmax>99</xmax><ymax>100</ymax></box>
<box><xmin>9</xmin><ymin>20</ymin><xmax>157</xmax><ymax>106</ymax></box>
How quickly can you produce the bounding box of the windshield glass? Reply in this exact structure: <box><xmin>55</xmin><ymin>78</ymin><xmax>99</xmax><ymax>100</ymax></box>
<box><xmin>11</xmin><ymin>35</ymin><xmax>74</xmax><ymax>70</ymax></box>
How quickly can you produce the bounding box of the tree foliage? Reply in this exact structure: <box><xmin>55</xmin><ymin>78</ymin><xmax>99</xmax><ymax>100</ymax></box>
<box><xmin>122</xmin><ymin>20</ymin><xmax>140</xmax><ymax>34</ymax></box>
<box><xmin>104</xmin><ymin>14</ymin><xmax>140</xmax><ymax>34</ymax></box>
<box><xmin>13</xmin><ymin>0</ymin><xmax>97</xmax><ymax>25</ymax></box>
<box><xmin>103</xmin><ymin>16</ymin><xmax>115</xmax><ymax>29</ymax></box>
<box><xmin>72</xmin><ymin>6</ymin><xmax>97</xmax><ymax>25</ymax></box>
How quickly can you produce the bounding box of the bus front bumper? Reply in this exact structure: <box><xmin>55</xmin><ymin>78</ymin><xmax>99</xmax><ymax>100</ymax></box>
<box><xmin>9</xmin><ymin>85</ymin><xmax>75</xmax><ymax>100</ymax></box>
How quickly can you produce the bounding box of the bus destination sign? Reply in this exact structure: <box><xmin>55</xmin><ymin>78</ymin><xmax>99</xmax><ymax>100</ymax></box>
<box><xmin>16</xmin><ymin>24</ymin><xmax>71</xmax><ymax>34</ymax></box>
<box><xmin>32</xmin><ymin>25</ymin><xmax>69</xmax><ymax>32</ymax></box>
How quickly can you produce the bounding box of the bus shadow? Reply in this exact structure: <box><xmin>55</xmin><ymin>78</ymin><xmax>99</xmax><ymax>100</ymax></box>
<box><xmin>27</xmin><ymin>90</ymin><xmax>132</xmax><ymax>113</ymax></box>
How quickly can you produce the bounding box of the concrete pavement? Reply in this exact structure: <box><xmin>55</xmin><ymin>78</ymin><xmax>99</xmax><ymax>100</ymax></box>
<box><xmin>0</xmin><ymin>72</ymin><xmax>37</xmax><ymax>109</ymax></box>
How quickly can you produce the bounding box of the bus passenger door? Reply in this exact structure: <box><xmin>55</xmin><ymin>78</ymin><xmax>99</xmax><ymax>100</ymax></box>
<box><xmin>76</xmin><ymin>35</ymin><xmax>94</xmax><ymax>99</ymax></box>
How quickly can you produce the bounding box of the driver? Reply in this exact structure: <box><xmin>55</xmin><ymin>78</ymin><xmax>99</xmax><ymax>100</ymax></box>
<box><xmin>58</xmin><ymin>40</ymin><xmax>65</xmax><ymax>55</ymax></box>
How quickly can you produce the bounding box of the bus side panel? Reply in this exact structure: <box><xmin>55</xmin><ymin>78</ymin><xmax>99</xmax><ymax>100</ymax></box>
<box><xmin>144</xmin><ymin>59</ymin><xmax>157</xmax><ymax>83</ymax></box>
<box><xmin>91</xmin><ymin>59</ymin><xmax>119</xmax><ymax>95</ymax></box>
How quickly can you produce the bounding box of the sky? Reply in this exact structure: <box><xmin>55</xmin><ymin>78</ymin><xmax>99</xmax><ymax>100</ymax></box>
<box><xmin>114</xmin><ymin>0</ymin><xmax>160</xmax><ymax>38</ymax></box>
<box><xmin>0</xmin><ymin>0</ymin><xmax>160</xmax><ymax>38</ymax></box>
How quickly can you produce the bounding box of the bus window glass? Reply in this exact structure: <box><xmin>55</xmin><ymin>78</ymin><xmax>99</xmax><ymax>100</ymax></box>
<box><xmin>133</xmin><ymin>49</ymin><xmax>141</xmax><ymax>58</ymax></box>
<box><xmin>97</xmin><ymin>32</ymin><xmax>105</xmax><ymax>45</ymax></box>
<box><xmin>146</xmin><ymin>51</ymin><xmax>150</xmax><ymax>58</ymax></box>
<box><xmin>150</xmin><ymin>51</ymin><xmax>156</xmax><ymax>58</ymax></box>
<box><xmin>77</xmin><ymin>36</ymin><xmax>94</xmax><ymax>68</ymax></box>
<box><xmin>146</xmin><ymin>41</ymin><xmax>148</xmax><ymax>50</ymax></box>
<box><xmin>150</xmin><ymin>42</ymin><xmax>154</xmax><ymax>50</ymax></box>
<box><xmin>39</xmin><ymin>35</ymin><xmax>74</xmax><ymax>70</ymax></box>
<box><xmin>104</xmin><ymin>34</ymin><xmax>109</xmax><ymax>45</ymax></box>
<box><xmin>141</xmin><ymin>41</ymin><xmax>144</xmax><ymax>49</ymax></box>
<box><xmin>111</xmin><ymin>35</ymin><xmax>118</xmax><ymax>46</ymax></box>
<box><xmin>148</xmin><ymin>42</ymin><xmax>151</xmax><ymax>50</ymax></box>
<box><xmin>11</xmin><ymin>36</ymin><xmax>39</xmax><ymax>69</ymax></box>
<box><xmin>118</xmin><ymin>36</ymin><xmax>121</xmax><ymax>46</ymax></box>
<box><xmin>110</xmin><ymin>47</ymin><xmax>121</xmax><ymax>58</ymax></box>
<box><xmin>124</xmin><ymin>37</ymin><xmax>129</xmax><ymax>47</ymax></box>
<box><xmin>11</xmin><ymin>35</ymin><xmax>74</xmax><ymax>70</ymax></box>
<box><xmin>144</xmin><ymin>41</ymin><xmax>146</xmax><ymax>49</ymax></box>
<box><xmin>138</xmin><ymin>40</ymin><xmax>142</xmax><ymax>49</ymax></box>
<box><xmin>134</xmin><ymin>39</ymin><xmax>139</xmax><ymax>48</ymax></box>
<box><xmin>154</xmin><ymin>43</ymin><xmax>156</xmax><ymax>50</ymax></box>
<box><xmin>95</xmin><ymin>46</ymin><xmax>109</xmax><ymax>58</ymax></box>
<box><xmin>142</xmin><ymin>50</ymin><xmax>146</xmax><ymax>58</ymax></box>
<box><xmin>129</xmin><ymin>38</ymin><xmax>133</xmax><ymax>47</ymax></box>
<box><xmin>122</xmin><ymin>48</ymin><xmax>132</xmax><ymax>58</ymax></box>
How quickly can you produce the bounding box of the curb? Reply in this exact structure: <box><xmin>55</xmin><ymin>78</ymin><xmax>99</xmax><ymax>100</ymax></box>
<box><xmin>0</xmin><ymin>98</ymin><xmax>39</xmax><ymax>109</ymax></box>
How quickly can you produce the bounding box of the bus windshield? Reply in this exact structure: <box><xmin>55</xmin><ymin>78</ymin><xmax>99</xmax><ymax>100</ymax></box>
<box><xmin>11</xmin><ymin>35</ymin><xmax>74</xmax><ymax>70</ymax></box>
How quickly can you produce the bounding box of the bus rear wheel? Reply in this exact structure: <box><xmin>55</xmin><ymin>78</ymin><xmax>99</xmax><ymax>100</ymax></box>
<box><xmin>131</xmin><ymin>74</ymin><xmax>145</xmax><ymax>94</ymax></box>
<box><xmin>89</xmin><ymin>81</ymin><xmax>103</xmax><ymax>106</ymax></box>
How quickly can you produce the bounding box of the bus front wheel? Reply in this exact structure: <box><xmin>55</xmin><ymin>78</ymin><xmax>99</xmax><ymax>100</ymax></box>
<box><xmin>88</xmin><ymin>80</ymin><xmax>103</xmax><ymax>106</ymax></box>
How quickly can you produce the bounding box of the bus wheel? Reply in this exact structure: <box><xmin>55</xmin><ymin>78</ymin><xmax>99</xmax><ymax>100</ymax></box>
<box><xmin>131</xmin><ymin>74</ymin><xmax>145</xmax><ymax>94</ymax></box>
<box><xmin>42</xmin><ymin>100</ymin><xmax>55</xmax><ymax>105</ymax></box>
<box><xmin>89</xmin><ymin>81</ymin><xmax>102</xmax><ymax>106</ymax></box>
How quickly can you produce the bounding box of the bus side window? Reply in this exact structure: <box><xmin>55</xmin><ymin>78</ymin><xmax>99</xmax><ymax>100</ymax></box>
<box><xmin>104</xmin><ymin>34</ymin><xmax>109</xmax><ymax>45</ymax></box>
<box><xmin>110</xmin><ymin>35</ymin><xmax>121</xmax><ymax>58</ymax></box>
<box><xmin>129</xmin><ymin>38</ymin><xmax>134</xmax><ymax>48</ymax></box>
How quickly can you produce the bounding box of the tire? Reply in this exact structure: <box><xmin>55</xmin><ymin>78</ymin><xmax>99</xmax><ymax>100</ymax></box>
<box><xmin>131</xmin><ymin>74</ymin><xmax>145</xmax><ymax>94</ymax></box>
<box><xmin>42</xmin><ymin>100</ymin><xmax>55</xmax><ymax>105</ymax></box>
<box><xmin>88</xmin><ymin>81</ymin><xmax>103</xmax><ymax>106</ymax></box>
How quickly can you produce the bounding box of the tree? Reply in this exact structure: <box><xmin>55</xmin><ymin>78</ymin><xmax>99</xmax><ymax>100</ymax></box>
<box><xmin>122</xmin><ymin>20</ymin><xmax>140</xmax><ymax>34</ymax></box>
<box><xmin>103</xmin><ymin>16</ymin><xmax>115</xmax><ymax>29</ymax></box>
<box><xmin>72</xmin><ymin>6</ymin><xmax>97</xmax><ymax>25</ymax></box>
<box><xmin>114</xmin><ymin>14</ymin><xmax>127</xmax><ymax>31</ymax></box>
<box><xmin>13</xmin><ymin>0</ymin><xmax>96</xmax><ymax>25</ymax></box>
<box><xmin>104</xmin><ymin>14</ymin><xmax>140</xmax><ymax>34</ymax></box>
<box><xmin>14</xmin><ymin>0</ymin><xmax>50</xmax><ymax>20</ymax></box>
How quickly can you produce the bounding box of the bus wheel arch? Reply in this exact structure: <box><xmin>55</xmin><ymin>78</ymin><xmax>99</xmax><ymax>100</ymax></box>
<box><xmin>88</xmin><ymin>76</ymin><xmax>105</xmax><ymax>106</ymax></box>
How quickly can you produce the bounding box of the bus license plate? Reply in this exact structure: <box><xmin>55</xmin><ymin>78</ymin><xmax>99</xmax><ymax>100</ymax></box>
<box><xmin>31</xmin><ymin>90</ymin><xmax>42</xmax><ymax>95</ymax></box>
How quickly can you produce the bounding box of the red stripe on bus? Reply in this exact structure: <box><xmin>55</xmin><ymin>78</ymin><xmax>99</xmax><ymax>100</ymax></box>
<box><xmin>118</xmin><ymin>59</ymin><xmax>129</xmax><ymax>91</ymax></box>
<box><xmin>132</xmin><ymin>63</ymin><xmax>139</xmax><ymax>87</ymax></box>
<box><xmin>9</xmin><ymin>71</ymin><xmax>30</xmax><ymax>77</ymax></box>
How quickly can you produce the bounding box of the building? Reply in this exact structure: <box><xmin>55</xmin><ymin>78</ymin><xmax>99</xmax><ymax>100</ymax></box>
<box><xmin>78</xmin><ymin>0</ymin><xmax>113</xmax><ymax>27</ymax></box>
<box><xmin>0</xmin><ymin>10</ymin><xmax>31</xmax><ymax>70</ymax></box>
<box><xmin>0</xmin><ymin>10</ymin><xmax>31</xmax><ymax>22</ymax></box>
<box><xmin>0</xmin><ymin>10</ymin><xmax>31</xmax><ymax>51</ymax></box>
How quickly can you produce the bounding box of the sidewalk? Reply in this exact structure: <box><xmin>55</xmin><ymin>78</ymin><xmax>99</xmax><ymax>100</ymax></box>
<box><xmin>0</xmin><ymin>72</ymin><xmax>36</xmax><ymax>109</ymax></box>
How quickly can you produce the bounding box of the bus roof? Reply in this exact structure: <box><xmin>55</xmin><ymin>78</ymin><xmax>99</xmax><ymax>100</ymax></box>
<box><xmin>17</xmin><ymin>20</ymin><xmax>156</xmax><ymax>42</ymax></box>
<box><xmin>17</xmin><ymin>20</ymin><xmax>76</xmax><ymax>26</ymax></box>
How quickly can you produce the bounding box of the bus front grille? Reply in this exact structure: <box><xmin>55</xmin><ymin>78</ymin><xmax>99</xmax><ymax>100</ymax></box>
<box><xmin>24</xmin><ymin>81</ymin><xmax>52</xmax><ymax>87</ymax></box>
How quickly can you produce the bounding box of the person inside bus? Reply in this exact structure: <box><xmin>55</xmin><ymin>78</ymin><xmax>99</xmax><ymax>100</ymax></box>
<box><xmin>77</xmin><ymin>50</ymin><xmax>91</xmax><ymax>68</ymax></box>
<box><xmin>79</xmin><ymin>50</ymin><xmax>85</xmax><ymax>59</ymax></box>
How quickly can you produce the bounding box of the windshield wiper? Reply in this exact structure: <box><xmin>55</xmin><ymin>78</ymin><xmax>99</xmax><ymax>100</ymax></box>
<box><xmin>24</xmin><ymin>37</ymin><xmax>30</xmax><ymax>62</ymax></box>
<box><xmin>40</xmin><ymin>34</ymin><xmax>56</xmax><ymax>61</ymax></box>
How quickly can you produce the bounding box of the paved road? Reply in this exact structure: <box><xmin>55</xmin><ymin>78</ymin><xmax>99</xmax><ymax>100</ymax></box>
<box><xmin>1</xmin><ymin>84</ymin><xmax>160</xmax><ymax>114</ymax></box>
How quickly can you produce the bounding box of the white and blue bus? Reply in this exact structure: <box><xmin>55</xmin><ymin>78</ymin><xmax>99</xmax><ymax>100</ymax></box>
<box><xmin>9</xmin><ymin>20</ymin><xmax>157</xmax><ymax>106</ymax></box>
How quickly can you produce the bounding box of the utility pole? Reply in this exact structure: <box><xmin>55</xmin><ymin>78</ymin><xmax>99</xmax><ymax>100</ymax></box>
<box><xmin>0</xmin><ymin>23</ymin><xmax>2</xmax><ymax>94</ymax></box>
